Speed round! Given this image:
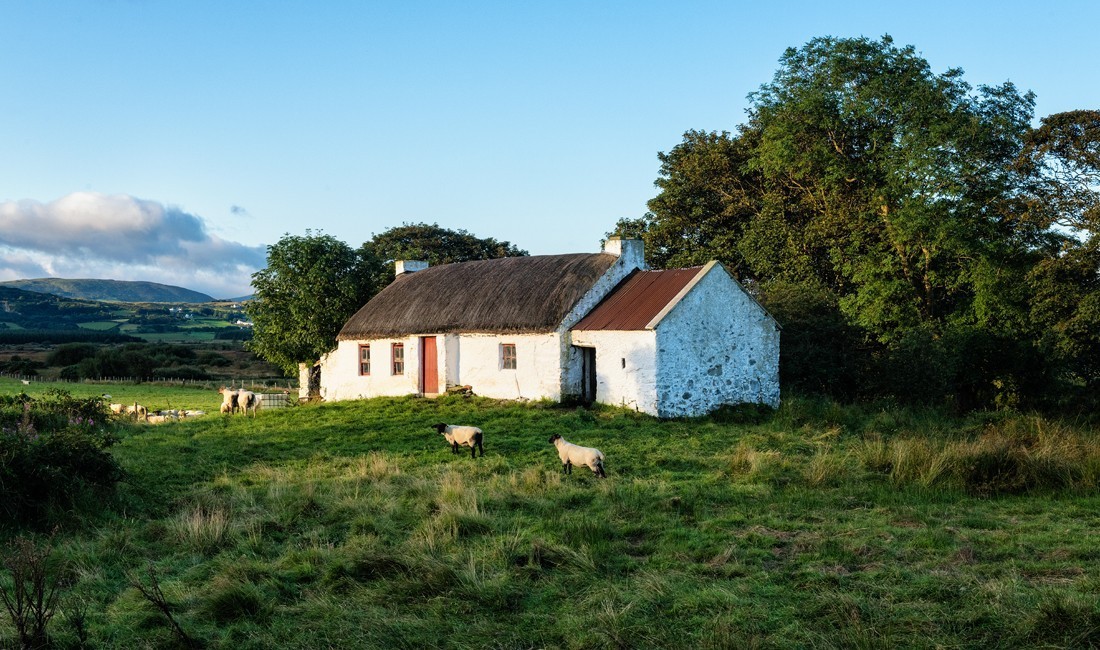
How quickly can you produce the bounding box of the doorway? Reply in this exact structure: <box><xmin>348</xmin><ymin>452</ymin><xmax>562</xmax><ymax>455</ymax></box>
<box><xmin>419</xmin><ymin>336</ymin><xmax>438</xmax><ymax>394</ymax></box>
<box><xmin>579</xmin><ymin>347</ymin><xmax>596</xmax><ymax>405</ymax></box>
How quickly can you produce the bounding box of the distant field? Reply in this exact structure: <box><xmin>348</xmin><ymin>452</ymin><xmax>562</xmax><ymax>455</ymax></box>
<box><xmin>77</xmin><ymin>321</ymin><xmax>122</xmax><ymax>331</ymax></box>
<box><xmin>0</xmin><ymin>377</ymin><xmax>221</xmax><ymax>412</ymax></box>
<box><xmin>134</xmin><ymin>330</ymin><xmax>218</xmax><ymax>342</ymax></box>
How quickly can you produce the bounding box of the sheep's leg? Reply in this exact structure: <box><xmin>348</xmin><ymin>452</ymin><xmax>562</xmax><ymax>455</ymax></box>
<box><xmin>596</xmin><ymin>461</ymin><xmax>607</xmax><ymax>479</ymax></box>
<box><xmin>563</xmin><ymin>461</ymin><xmax>572</xmax><ymax>475</ymax></box>
<box><xmin>473</xmin><ymin>433</ymin><xmax>483</xmax><ymax>458</ymax></box>
<box><xmin>452</xmin><ymin>441</ymin><xmax>459</xmax><ymax>454</ymax></box>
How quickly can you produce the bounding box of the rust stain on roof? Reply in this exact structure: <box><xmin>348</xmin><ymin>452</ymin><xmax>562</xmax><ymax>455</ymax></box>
<box><xmin>572</xmin><ymin>267</ymin><xmax>704</xmax><ymax>331</ymax></box>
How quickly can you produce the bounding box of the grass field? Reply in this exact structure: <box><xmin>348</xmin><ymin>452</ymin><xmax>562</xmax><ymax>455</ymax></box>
<box><xmin>76</xmin><ymin>321</ymin><xmax>123</xmax><ymax>331</ymax></box>
<box><xmin>2</xmin><ymin>381</ymin><xmax>1099</xmax><ymax>648</ymax></box>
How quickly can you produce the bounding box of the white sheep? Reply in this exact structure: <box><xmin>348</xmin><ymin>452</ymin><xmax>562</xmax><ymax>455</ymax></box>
<box><xmin>236</xmin><ymin>390</ymin><xmax>259</xmax><ymax>417</ymax></box>
<box><xmin>548</xmin><ymin>434</ymin><xmax>607</xmax><ymax>478</ymax></box>
<box><xmin>218</xmin><ymin>387</ymin><xmax>238</xmax><ymax>414</ymax></box>
<box><xmin>125</xmin><ymin>403</ymin><xmax>148</xmax><ymax>420</ymax></box>
<box><xmin>431</xmin><ymin>422</ymin><xmax>484</xmax><ymax>458</ymax></box>
<box><xmin>109</xmin><ymin>403</ymin><xmax>125</xmax><ymax>415</ymax></box>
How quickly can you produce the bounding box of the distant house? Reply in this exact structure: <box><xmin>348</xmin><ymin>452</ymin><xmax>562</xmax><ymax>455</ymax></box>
<box><xmin>304</xmin><ymin>238</ymin><xmax>779</xmax><ymax>417</ymax></box>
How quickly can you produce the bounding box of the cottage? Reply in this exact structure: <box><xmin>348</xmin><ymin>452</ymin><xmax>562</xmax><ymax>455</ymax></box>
<box><xmin>304</xmin><ymin>238</ymin><xmax>779</xmax><ymax>417</ymax></box>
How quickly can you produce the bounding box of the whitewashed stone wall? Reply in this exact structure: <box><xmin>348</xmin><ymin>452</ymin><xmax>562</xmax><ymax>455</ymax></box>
<box><xmin>318</xmin><ymin>336</ymin><xmax>427</xmax><ymax>401</ymax></box>
<box><xmin>319</xmin><ymin>332</ymin><xmax>564</xmax><ymax>402</ymax></box>
<box><xmin>560</xmin><ymin>238</ymin><xmax>646</xmax><ymax>396</ymax></box>
<box><xmin>571</xmin><ymin>330</ymin><xmax>658</xmax><ymax>414</ymax></box>
<box><xmin>654</xmin><ymin>265</ymin><xmax>780</xmax><ymax>417</ymax></box>
<box><xmin>451</xmin><ymin>332</ymin><xmax>563</xmax><ymax>401</ymax></box>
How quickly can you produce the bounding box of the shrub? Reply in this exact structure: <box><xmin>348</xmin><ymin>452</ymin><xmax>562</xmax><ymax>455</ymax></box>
<box><xmin>0</xmin><ymin>390</ymin><xmax>123</xmax><ymax>527</ymax></box>
<box><xmin>46</xmin><ymin>343</ymin><xmax>98</xmax><ymax>367</ymax></box>
<box><xmin>152</xmin><ymin>366</ymin><xmax>211</xmax><ymax>381</ymax></box>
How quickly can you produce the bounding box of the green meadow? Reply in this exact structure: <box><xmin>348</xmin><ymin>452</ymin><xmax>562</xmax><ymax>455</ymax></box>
<box><xmin>2</xmin><ymin>379</ymin><xmax>1099</xmax><ymax>648</ymax></box>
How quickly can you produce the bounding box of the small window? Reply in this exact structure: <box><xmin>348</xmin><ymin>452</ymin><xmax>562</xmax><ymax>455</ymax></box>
<box><xmin>359</xmin><ymin>344</ymin><xmax>371</xmax><ymax>376</ymax></box>
<box><xmin>501</xmin><ymin>343</ymin><xmax>517</xmax><ymax>370</ymax></box>
<box><xmin>392</xmin><ymin>342</ymin><xmax>404</xmax><ymax>375</ymax></box>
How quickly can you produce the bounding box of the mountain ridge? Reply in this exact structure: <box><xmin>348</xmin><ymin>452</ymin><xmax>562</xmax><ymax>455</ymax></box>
<box><xmin>0</xmin><ymin>278</ymin><xmax>216</xmax><ymax>303</ymax></box>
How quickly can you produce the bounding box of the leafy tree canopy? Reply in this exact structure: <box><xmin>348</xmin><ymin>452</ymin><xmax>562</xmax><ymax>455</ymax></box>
<box><xmin>620</xmin><ymin>35</ymin><xmax>1100</xmax><ymax>407</ymax></box>
<box><xmin>248</xmin><ymin>232</ymin><xmax>383</xmax><ymax>375</ymax></box>
<box><xmin>364</xmin><ymin>222</ymin><xmax>527</xmax><ymax>269</ymax></box>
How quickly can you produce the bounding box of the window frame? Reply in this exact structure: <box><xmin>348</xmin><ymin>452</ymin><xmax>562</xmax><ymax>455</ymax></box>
<box><xmin>501</xmin><ymin>343</ymin><xmax>517</xmax><ymax>370</ymax></box>
<box><xmin>358</xmin><ymin>344</ymin><xmax>371</xmax><ymax>376</ymax></box>
<box><xmin>391</xmin><ymin>342</ymin><xmax>405</xmax><ymax>375</ymax></box>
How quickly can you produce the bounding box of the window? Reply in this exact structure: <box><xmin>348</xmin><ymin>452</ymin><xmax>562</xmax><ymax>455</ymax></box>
<box><xmin>358</xmin><ymin>344</ymin><xmax>370</xmax><ymax>376</ymax></box>
<box><xmin>391</xmin><ymin>342</ymin><xmax>404</xmax><ymax>375</ymax></box>
<box><xmin>501</xmin><ymin>343</ymin><xmax>517</xmax><ymax>370</ymax></box>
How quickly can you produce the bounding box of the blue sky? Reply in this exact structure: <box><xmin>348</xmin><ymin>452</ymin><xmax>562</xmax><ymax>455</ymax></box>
<box><xmin>1</xmin><ymin>0</ymin><xmax>1097</xmax><ymax>298</ymax></box>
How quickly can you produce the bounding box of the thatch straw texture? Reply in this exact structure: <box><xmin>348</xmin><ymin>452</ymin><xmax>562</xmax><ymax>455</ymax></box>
<box><xmin>337</xmin><ymin>253</ymin><xmax>616</xmax><ymax>339</ymax></box>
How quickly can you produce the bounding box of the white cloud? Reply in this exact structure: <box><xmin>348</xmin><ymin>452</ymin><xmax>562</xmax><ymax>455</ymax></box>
<box><xmin>0</xmin><ymin>192</ymin><xmax>266</xmax><ymax>298</ymax></box>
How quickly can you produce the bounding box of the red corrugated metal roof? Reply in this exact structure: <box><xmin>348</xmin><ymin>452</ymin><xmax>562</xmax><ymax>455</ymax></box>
<box><xmin>572</xmin><ymin>267</ymin><xmax>704</xmax><ymax>331</ymax></box>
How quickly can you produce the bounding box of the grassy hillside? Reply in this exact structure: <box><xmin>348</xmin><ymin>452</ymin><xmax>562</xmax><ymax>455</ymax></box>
<box><xmin>1</xmin><ymin>278</ymin><xmax>214</xmax><ymax>303</ymax></box>
<box><xmin>2</xmin><ymin>383</ymin><xmax>1099</xmax><ymax>648</ymax></box>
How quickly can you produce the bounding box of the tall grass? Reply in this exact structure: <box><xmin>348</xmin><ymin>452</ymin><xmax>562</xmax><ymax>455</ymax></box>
<box><xmin>858</xmin><ymin>415</ymin><xmax>1100</xmax><ymax>495</ymax></box>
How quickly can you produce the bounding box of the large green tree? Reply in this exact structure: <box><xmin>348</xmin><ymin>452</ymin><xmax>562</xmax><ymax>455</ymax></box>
<box><xmin>1020</xmin><ymin>111</ymin><xmax>1100</xmax><ymax>395</ymax></box>
<box><xmin>247</xmin><ymin>232</ymin><xmax>383</xmax><ymax>375</ymax></box>
<box><xmin>628</xmin><ymin>35</ymin><xmax>1081</xmax><ymax>407</ymax></box>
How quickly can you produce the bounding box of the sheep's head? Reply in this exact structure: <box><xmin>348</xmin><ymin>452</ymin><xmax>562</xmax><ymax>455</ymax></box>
<box><xmin>548</xmin><ymin>434</ymin><xmax>562</xmax><ymax>444</ymax></box>
<box><xmin>430</xmin><ymin>423</ymin><xmax>448</xmax><ymax>434</ymax></box>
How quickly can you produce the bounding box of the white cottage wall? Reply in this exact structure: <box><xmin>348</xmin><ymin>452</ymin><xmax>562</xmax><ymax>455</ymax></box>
<box><xmin>453</xmin><ymin>333</ymin><xmax>563</xmax><ymax>401</ymax></box>
<box><xmin>654</xmin><ymin>267</ymin><xmax>780</xmax><ymax>417</ymax></box>
<box><xmin>319</xmin><ymin>336</ymin><xmax>440</xmax><ymax>401</ymax></box>
<box><xmin>571</xmin><ymin>330</ymin><xmax>658</xmax><ymax>414</ymax></box>
<box><xmin>559</xmin><ymin>239</ymin><xmax>646</xmax><ymax>395</ymax></box>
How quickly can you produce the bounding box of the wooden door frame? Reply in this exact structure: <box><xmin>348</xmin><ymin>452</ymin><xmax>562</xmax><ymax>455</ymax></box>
<box><xmin>419</xmin><ymin>336</ymin><xmax>438</xmax><ymax>395</ymax></box>
<box><xmin>579</xmin><ymin>346</ymin><xmax>596</xmax><ymax>405</ymax></box>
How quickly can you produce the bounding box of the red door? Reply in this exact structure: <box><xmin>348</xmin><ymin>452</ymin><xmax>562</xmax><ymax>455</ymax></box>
<box><xmin>420</xmin><ymin>336</ymin><xmax>438</xmax><ymax>394</ymax></box>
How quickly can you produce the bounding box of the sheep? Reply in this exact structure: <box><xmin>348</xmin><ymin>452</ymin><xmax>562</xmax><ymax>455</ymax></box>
<box><xmin>125</xmin><ymin>403</ymin><xmax>148</xmax><ymax>420</ymax></box>
<box><xmin>182</xmin><ymin>410</ymin><xmax>206</xmax><ymax>418</ymax></box>
<box><xmin>431</xmin><ymin>423</ymin><xmax>484</xmax><ymax>458</ymax></box>
<box><xmin>236</xmin><ymin>390</ymin><xmax>259</xmax><ymax>417</ymax></box>
<box><xmin>109</xmin><ymin>403</ymin><xmax>125</xmax><ymax>415</ymax></box>
<box><xmin>218</xmin><ymin>387</ymin><xmax>239</xmax><ymax>414</ymax></box>
<box><xmin>548</xmin><ymin>434</ymin><xmax>607</xmax><ymax>478</ymax></box>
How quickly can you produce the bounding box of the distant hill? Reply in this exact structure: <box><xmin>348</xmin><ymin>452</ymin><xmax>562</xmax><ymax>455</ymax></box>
<box><xmin>0</xmin><ymin>278</ymin><xmax>215</xmax><ymax>303</ymax></box>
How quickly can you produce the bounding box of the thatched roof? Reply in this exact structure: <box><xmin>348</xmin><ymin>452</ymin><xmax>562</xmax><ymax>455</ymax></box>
<box><xmin>337</xmin><ymin>253</ymin><xmax>617</xmax><ymax>339</ymax></box>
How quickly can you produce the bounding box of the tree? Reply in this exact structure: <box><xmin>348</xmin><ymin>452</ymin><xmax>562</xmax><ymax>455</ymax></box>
<box><xmin>1018</xmin><ymin>110</ymin><xmax>1100</xmax><ymax>239</ymax></box>
<box><xmin>635</xmin><ymin>35</ymin><xmax>1065</xmax><ymax>408</ymax></box>
<box><xmin>743</xmin><ymin>35</ymin><xmax>1040</xmax><ymax>341</ymax></box>
<box><xmin>248</xmin><ymin>232</ymin><xmax>383</xmax><ymax>375</ymax></box>
<box><xmin>362</xmin><ymin>222</ymin><xmax>527</xmax><ymax>273</ymax></box>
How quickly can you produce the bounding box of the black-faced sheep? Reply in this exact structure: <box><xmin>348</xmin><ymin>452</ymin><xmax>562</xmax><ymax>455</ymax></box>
<box><xmin>548</xmin><ymin>434</ymin><xmax>606</xmax><ymax>478</ymax></box>
<box><xmin>236</xmin><ymin>390</ymin><xmax>259</xmax><ymax>417</ymax></box>
<box><xmin>431</xmin><ymin>423</ymin><xmax>484</xmax><ymax>458</ymax></box>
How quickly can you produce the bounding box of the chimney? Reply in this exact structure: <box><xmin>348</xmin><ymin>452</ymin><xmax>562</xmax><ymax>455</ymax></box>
<box><xmin>394</xmin><ymin>260</ymin><xmax>428</xmax><ymax>277</ymax></box>
<box><xmin>603</xmin><ymin>237</ymin><xmax>646</xmax><ymax>270</ymax></box>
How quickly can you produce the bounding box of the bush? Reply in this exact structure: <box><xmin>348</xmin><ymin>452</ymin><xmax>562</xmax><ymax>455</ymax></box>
<box><xmin>0</xmin><ymin>356</ymin><xmax>44</xmax><ymax>376</ymax></box>
<box><xmin>151</xmin><ymin>366</ymin><xmax>211</xmax><ymax>381</ymax></box>
<box><xmin>46</xmin><ymin>343</ymin><xmax>98</xmax><ymax>367</ymax></box>
<box><xmin>0</xmin><ymin>390</ymin><xmax>123</xmax><ymax>527</ymax></box>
